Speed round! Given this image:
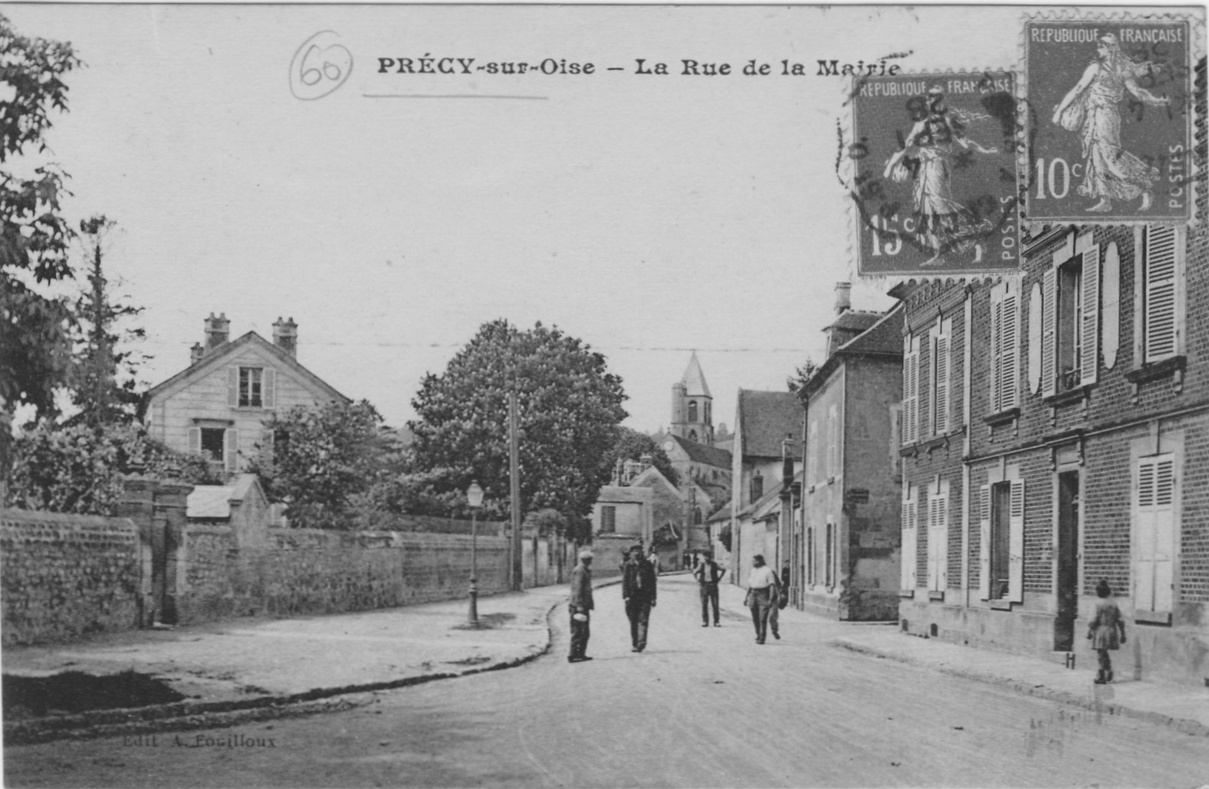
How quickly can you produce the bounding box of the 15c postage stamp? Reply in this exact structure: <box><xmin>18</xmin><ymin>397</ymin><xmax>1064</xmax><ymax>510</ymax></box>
<box><xmin>848</xmin><ymin>71</ymin><xmax>1021</xmax><ymax>277</ymax></box>
<box><xmin>1024</xmin><ymin>17</ymin><xmax>1193</xmax><ymax>224</ymax></box>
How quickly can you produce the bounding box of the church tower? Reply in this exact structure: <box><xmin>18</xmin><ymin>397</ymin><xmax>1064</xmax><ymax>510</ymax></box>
<box><xmin>670</xmin><ymin>352</ymin><xmax>714</xmax><ymax>445</ymax></box>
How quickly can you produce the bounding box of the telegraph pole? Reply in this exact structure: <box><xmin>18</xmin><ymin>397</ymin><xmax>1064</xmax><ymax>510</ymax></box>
<box><xmin>509</xmin><ymin>390</ymin><xmax>522</xmax><ymax>591</ymax></box>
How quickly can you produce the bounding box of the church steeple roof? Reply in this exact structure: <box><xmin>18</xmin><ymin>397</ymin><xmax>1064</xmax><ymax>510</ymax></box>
<box><xmin>680</xmin><ymin>351</ymin><xmax>711</xmax><ymax>398</ymax></box>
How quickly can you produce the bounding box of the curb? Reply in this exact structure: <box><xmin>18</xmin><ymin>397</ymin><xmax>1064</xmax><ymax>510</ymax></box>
<box><xmin>831</xmin><ymin>638</ymin><xmax>1209</xmax><ymax>738</ymax></box>
<box><xmin>5</xmin><ymin>584</ymin><xmax>602</xmax><ymax>746</ymax></box>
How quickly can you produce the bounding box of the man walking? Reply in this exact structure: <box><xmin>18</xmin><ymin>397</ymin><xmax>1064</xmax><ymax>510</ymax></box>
<box><xmin>622</xmin><ymin>544</ymin><xmax>657</xmax><ymax>652</ymax></box>
<box><xmin>693</xmin><ymin>551</ymin><xmax>726</xmax><ymax>627</ymax></box>
<box><xmin>568</xmin><ymin>549</ymin><xmax>594</xmax><ymax>663</ymax></box>
<box><xmin>745</xmin><ymin>554</ymin><xmax>779</xmax><ymax>645</ymax></box>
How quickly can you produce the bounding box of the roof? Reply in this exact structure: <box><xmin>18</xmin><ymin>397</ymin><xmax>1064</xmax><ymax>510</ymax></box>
<box><xmin>629</xmin><ymin>465</ymin><xmax>681</xmax><ymax>498</ymax></box>
<box><xmin>680</xmin><ymin>352</ymin><xmax>711</xmax><ymax>398</ymax></box>
<box><xmin>823</xmin><ymin>310</ymin><xmax>884</xmax><ymax>333</ymax></box>
<box><xmin>736</xmin><ymin>390</ymin><xmax>803</xmax><ymax>459</ymax></box>
<box><xmin>595</xmin><ymin>485</ymin><xmax>654</xmax><ymax>505</ymax></box>
<box><xmin>666</xmin><ymin>433</ymin><xmax>732</xmax><ymax>469</ymax></box>
<box><xmin>706</xmin><ymin>499</ymin><xmax>733</xmax><ymax>524</ymax></box>
<box><xmin>187</xmin><ymin>485</ymin><xmax>235</xmax><ymax>519</ymax></box>
<box><xmin>143</xmin><ymin>331</ymin><xmax>349</xmax><ymax>408</ymax></box>
<box><xmin>802</xmin><ymin>303</ymin><xmax>905</xmax><ymax>399</ymax></box>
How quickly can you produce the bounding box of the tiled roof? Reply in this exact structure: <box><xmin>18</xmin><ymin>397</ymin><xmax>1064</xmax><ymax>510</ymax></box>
<box><xmin>680</xmin><ymin>352</ymin><xmax>711</xmax><ymax>398</ymax></box>
<box><xmin>836</xmin><ymin>303</ymin><xmax>904</xmax><ymax>356</ymax></box>
<box><xmin>667</xmin><ymin>433</ymin><xmax>732</xmax><ymax>469</ymax></box>
<box><xmin>737</xmin><ymin>390</ymin><xmax>803</xmax><ymax>459</ymax></box>
<box><xmin>824</xmin><ymin>310</ymin><xmax>884</xmax><ymax>333</ymax></box>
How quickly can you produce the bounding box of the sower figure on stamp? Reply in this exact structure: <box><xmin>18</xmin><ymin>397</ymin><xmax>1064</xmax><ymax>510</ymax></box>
<box><xmin>568</xmin><ymin>549</ymin><xmax>594</xmax><ymax>663</ymax></box>
<box><xmin>622</xmin><ymin>544</ymin><xmax>657</xmax><ymax>652</ymax></box>
<box><xmin>693</xmin><ymin>550</ymin><xmax>726</xmax><ymax>627</ymax></box>
<box><xmin>1088</xmin><ymin>579</ymin><xmax>1126</xmax><ymax>684</ymax></box>
<box><xmin>745</xmin><ymin>554</ymin><xmax>779</xmax><ymax>645</ymax></box>
<box><xmin>1052</xmin><ymin>33</ymin><xmax>1170</xmax><ymax>214</ymax></box>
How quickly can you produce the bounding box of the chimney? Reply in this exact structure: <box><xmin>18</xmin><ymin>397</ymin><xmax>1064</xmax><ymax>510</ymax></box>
<box><xmin>834</xmin><ymin>282</ymin><xmax>852</xmax><ymax>315</ymax></box>
<box><xmin>190</xmin><ymin>342</ymin><xmax>204</xmax><ymax>365</ymax></box>
<box><xmin>273</xmin><ymin>316</ymin><xmax>298</xmax><ymax>357</ymax></box>
<box><xmin>204</xmin><ymin>312</ymin><xmax>230</xmax><ymax>350</ymax></box>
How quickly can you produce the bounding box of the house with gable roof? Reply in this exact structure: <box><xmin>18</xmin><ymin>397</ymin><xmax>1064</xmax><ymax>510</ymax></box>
<box><xmin>141</xmin><ymin>313</ymin><xmax>349</xmax><ymax>477</ymax></box>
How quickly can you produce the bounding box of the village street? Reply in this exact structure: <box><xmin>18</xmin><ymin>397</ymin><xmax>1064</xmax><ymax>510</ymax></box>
<box><xmin>6</xmin><ymin>575</ymin><xmax>1208</xmax><ymax>789</ymax></box>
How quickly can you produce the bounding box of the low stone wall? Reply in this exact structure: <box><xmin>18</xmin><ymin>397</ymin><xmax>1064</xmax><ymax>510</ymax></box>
<box><xmin>175</xmin><ymin>526</ymin><xmax>512</xmax><ymax>624</ymax></box>
<box><xmin>1</xmin><ymin>510</ymin><xmax>143</xmax><ymax>646</ymax></box>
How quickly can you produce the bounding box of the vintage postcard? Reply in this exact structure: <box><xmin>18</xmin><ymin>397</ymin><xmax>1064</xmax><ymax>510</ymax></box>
<box><xmin>3</xmin><ymin>4</ymin><xmax>1207</xmax><ymax>789</ymax></box>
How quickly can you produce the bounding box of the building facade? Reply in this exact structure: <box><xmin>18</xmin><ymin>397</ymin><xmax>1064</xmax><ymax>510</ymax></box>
<box><xmin>899</xmin><ymin>221</ymin><xmax>1209</xmax><ymax>688</ymax></box>
<box><xmin>141</xmin><ymin>314</ymin><xmax>348</xmax><ymax>477</ymax></box>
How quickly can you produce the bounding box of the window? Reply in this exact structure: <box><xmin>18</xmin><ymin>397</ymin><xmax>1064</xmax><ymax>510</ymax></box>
<box><xmin>825</xmin><ymin>523</ymin><xmax>835</xmax><ymax>588</ymax></box>
<box><xmin>889</xmin><ymin>405</ymin><xmax>903</xmax><ymax>478</ymax></box>
<box><xmin>200</xmin><ymin>428</ymin><xmax>225</xmax><ymax>461</ymax></box>
<box><xmin>688</xmin><ymin>429</ymin><xmax>698</xmax><ymax>442</ymax></box>
<box><xmin>979</xmin><ymin>479</ymin><xmax>1023</xmax><ymax>602</ymax></box>
<box><xmin>827</xmin><ymin>405</ymin><xmax>839</xmax><ymax>478</ymax></box>
<box><xmin>1042</xmin><ymin>242</ymin><xmax>1099</xmax><ymax>396</ymax></box>
<box><xmin>930</xmin><ymin>318</ymin><xmax>952</xmax><ymax>435</ymax></box>
<box><xmin>989</xmin><ymin>280</ymin><xmax>1020</xmax><ymax>412</ymax></box>
<box><xmin>808</xmin><ymin>420</ymin><xmax>819</xmax><ymax>484</ymax></box>
<box><xmin>751</xmin><ymin>470</ymin><xmax>764</xmax><ymax>502</ymax></box>
<box><xmin>902</xmin><ymin>333</ymin><xmax>920</xmax><ymax>445</ymax></box>
<box><xmin>688</xmin><ymin>400</ymin><xmax>698</xmax><ymax>423</ymax></box>
<box><xmin>228</xmin><ymin>366</ymin><xmax>275</xmax><ymax>409</ymax></box>
<box><xmin>901</xmin><ymin>487</ymin><xmax>917</xmax><ymax>591</ymax></box>
<box><xmin>1139</xmin><ymin>225</ymin><xmax>1182</xmax><ymax>364</ymax></box>
<box><xmin>704</xmin><ymin>401</ymin><xmax>711</xmax><ymax>424</ymax></box>
<box><xmin>694</xmin><ymin>508</ymin><xmax>703</xmax><ymax>525</ymax></box>
<box><xmin>600</xmin><ymin>506</ymin><xmax>616</xmax><ymax>533</ymax></box>
<box><xmin>1134</xmin><ymin>454</ymin><xmax>1175</xmax><ymax>616</ymax></box>
<box><xmin>807</xmin><ymin>526</ymin><xmax>815</xmax><ymax>586</ymax></box>
<box><xmin>927</xmin><ymin>481</ymin><xmax>949</xmax><ymax>593</ymax></box>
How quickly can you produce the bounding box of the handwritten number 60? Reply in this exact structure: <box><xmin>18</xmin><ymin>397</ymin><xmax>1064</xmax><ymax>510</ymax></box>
<box><xmin>290</xmin><ymin>32</ymin><xmax>353</xmax><ymax>100</ymax></box>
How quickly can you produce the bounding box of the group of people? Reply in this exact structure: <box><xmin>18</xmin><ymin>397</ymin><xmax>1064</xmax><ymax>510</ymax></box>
<box><xmin>566</xmin><ymin>545</ymin><xmax>791</xmax><ymax>662</ymax></box>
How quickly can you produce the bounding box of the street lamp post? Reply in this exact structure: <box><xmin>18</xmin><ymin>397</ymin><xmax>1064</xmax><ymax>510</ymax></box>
<box><xmin>466</xmin><ymin>481</ymin><xmax>484</xmax><ymax>627</ymax></box>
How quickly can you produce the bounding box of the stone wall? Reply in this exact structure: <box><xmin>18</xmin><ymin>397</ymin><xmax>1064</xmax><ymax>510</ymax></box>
<box><xmin>1</xmin><ymin>510</ymin><xmax>143</xmax><ymax>646</ymax></box>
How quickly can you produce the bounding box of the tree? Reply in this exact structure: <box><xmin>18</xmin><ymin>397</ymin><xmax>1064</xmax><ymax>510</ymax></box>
<box><xmin>1</xmin><ymin>14</ymin><xmax>84</xmax><ymax>419</ymax></box>
<box><xmin>787</xmin><ymin>358</ymin><xmax>820</xmax><ymax>405</ymax></box>
<box><xmin>253</xmin><ymin>400</ymin><xmax>387</xmax><ymax>529</ymax></box>
<box><xmin>602</xmin><ymin>426</ymin><xmax>679</xmax><ymax>488</ymax></box>
<box><xmin>66</xmin><ymin>215</ymin><xmax>146</xmax><ymax>426</ymax></box>
<box><xmin>407</xmin><ymin>319</ymin><xmax>628</xmax><ymax>540</ymax></box>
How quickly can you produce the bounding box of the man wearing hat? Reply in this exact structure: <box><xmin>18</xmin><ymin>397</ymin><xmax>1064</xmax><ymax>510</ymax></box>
<box><xmin>622</xmin><ymin>544</ymin><xmax>658</xmax><ymax>652</ymax></box>
<box><xmin>568</xmin><ymin>548</ymin><xmax>595</xmax><ymax>663</ymax></box>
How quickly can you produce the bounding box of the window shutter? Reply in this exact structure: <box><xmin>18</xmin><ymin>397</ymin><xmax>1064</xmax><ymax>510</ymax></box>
<box><xmin>1136</xmin><ymin>459</ymin><xmax>1157</xmax><ymax>611</ymax></box>
<box><xmin>809</xmin><ymin>421</ymin><xmax>818</xmax><ymax>484</ymax></box>
<box><xmin>228</xmin><ymin>366</ymin><xmax>239</xmax><ymax>407</ymax></box>
<box><xmin>1144</xmin><ymin>226</ymin><xmax>1178</xmax><ymax>362</ymax></box>
<box><xmin>262</xmin><ymin>368</ymin><xmax>276</xmax><ymax>409</ymax></box>
<box><xmin>828</xmin><ymin>407</ymin><xmax>838</xmax><ymax>477</ymax></box>
<box><xmin>1080</xmin><ymin>246</ymin><xmax>1100</xmax><ymax>386</ymax></box>
<box><xmin>1008</xmin><ymin>479</ymin><xmax>1025</xmax><ymax>602</ymax></box>
<box><xmin>936</xmin><ymin>495</ymin><xmax>948</xmax><ymax>589</ymax></box>
<box><xmin>926</xmin><ymin>496</ymin><xmax>938</xmax><ymax>591</ymax></box>
<box><xmin>1041</xmin><ymin>269</ymin><xmax>1057</xmax><ymax>397</ymax></box>
<box><xmin>1001</xmin><ymin>290</ymin><xmax>1019</xmax><ymax>409</ymax></box>
<box><xmin>989</xmin><ymin>290</ymin><xmax>1003</xmax><ymax>412</ymax></box>
<box><xmin>188</xmin><ymin>427</ymin><xmax>201</xmax><ymax>454</ymax></box>
<box><xmin>901</xmin><ymin>497</ymin><xmax>917</xmax><ymax>590</ymax></box>
<box><xmin>933</xmin><ymin>331</ymin><xmax>950</xmax><ymax>434</ymax></box>
<box><xmin>903</xmin><ymin>336</ymin><xmax>918</xmax><ymax>445</ymax></box>
<box><xmin>225</xmin><ymin>428</ymin><xmax>239</xmax><ymax>473</ymax></box>
<box><xmin>978</xmin><ymin>484</ymin><xmax>991</xmax><ymax>600</ymax></box>
<box><xmin>1136</xmin><ymin>456</ymin><xmax>1175</xmax><ymax>613</ymax></box>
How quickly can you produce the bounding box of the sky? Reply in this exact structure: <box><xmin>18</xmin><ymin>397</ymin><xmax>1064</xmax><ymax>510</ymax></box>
<box><xmin>6</xmin><ymin>3</ymin><xmax>1157</xmax><ymax>432</ymax></box>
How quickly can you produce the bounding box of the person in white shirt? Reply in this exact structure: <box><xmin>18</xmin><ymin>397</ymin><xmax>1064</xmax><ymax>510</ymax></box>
<box><xmin>745</xmin><ymin>554</ymin><xmax>779</xmax><ymax>645</ymax></box>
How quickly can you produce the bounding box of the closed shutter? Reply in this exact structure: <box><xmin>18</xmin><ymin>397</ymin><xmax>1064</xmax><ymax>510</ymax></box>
<box><xmin>978</xmin><ymin>484</ymin><xmax>991</xmax><ymax>600</ymax></box>
<box><xmin>809</xmin><ymin>421</ymin><xmax>818</xmax><ymax>484</ymax></box>
<box><xmin>1001</xmin><ymin>288</ymin><xmax>1019</xmax><ymax>409</ymax></box>
<box><xmin>224</xmin><ymin>428</ymin><xmax>239</xmax><ymax>473</ymax></box>
<box><xmin>989</xmin><ymin>290</ymin><xmax>1003</xmax><ymax>412</ymax></box>
<box><xmin>1144</xmin><ymin>226</ymin><xmax>1178</xmax><ymax>362</ymax></box>
<box><xmin>228</xmin><ymin>366</ymin><xmax>239</xmax><ymax>407</ymax></box>
<box><xmin>902</xmin><ymin>335</ymin><xmax>918</xmax><ymax>445</ymax></box>
<box><xmin>932</xmin><ymin>494</ymin><xmax>948</xmax><ymax>591</ymax></box>
<box><xmin>1136</xmin><ymin>455</ymin><xmax>1175</xmax><ymax>613</ymax></box>
<box><xmin>926</xmin><ymin>496</ymin><xmax>938</xmax><ymax>591</ymax></box>
<box><xmin>1080</xmin><ymin>246</ymin><xmax>1100</xmax><ymax>386</ymax></box>
<box><xmin>933</xmin><ymin>330</ymin><xmax>950</xmax><ymax>434</ymax></box>
<box><xmin>828</xmin><ymin>406</ymin><xmax>838</xmax><ymax>477</ymax></box>
<box><xmin>263</xmin><ymin>368</ymin><xmax>276</xmax><ymax>409</ymax></box>
<box><xmin>1041</xmin><ymin>268</ymin><xmax>1058</xmax><ymax>397</ymax></box>
<box><xmin>188</xmin><ymin>426</ymin><xmax>201</xmax><ymax>454</ymax></box>
<box><xmin>1008</xmin><ymin>479</ymin><xmax>1025</xmax><ymax>603</ymax></box>
<box><xmin>901</xmin><ymin>497</ymin><xmax>917</xmax><ymax>590</ymax></box>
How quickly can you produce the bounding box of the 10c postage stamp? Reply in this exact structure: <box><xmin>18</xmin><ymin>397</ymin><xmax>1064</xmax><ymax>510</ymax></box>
<box><xmin>1024</xmin><ymin>18</ymin><xmax>1193</xmax><ymax>224</ymax></box>
<box><xmin>849</xmin><ymin>72</ymin><xmax>1021</xmax><ymax>277</ymax></box>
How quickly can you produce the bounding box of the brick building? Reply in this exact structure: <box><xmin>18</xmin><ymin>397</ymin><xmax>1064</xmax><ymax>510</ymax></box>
<box><xmin>897</xmin><ymin>219</ymin><xmax>1208</xmax><ymax>687</ymax></box>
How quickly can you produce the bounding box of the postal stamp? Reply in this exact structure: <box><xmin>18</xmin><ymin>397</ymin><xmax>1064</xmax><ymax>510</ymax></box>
<box><xmin>848</xmin><ymin>72</ymin><xmax>1021</xmax><ymax>278</ymax></box>
<box><xmin>1024</xmin><ymin>17</ymin><xmax>1193</xmax><ymax>224</ymax></box>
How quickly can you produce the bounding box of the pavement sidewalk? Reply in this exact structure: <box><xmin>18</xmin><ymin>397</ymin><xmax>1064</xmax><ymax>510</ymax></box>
<box><xmin>709</xmin><ymin>578</ymin><xmax>1209</xmax><ymax>737</ymax></box>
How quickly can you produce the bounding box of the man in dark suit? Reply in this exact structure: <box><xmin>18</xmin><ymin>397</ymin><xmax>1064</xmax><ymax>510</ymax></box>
<box><xmin>622</xmin><ymin>544</ymin><xmax>657</xmax><ymax>652</ymax></box>
<box><xmin>693</xmin><ymin>551</ymin><xmax>726</xmax><ymax>627</ymax></box>
<box><xmin>568</xmin><ymin>549</ymin><xmax>595</xmax><ymax>663</ymax></box>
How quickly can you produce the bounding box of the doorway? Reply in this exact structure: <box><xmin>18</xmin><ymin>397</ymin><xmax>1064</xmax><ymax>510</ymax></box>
<box><xmin>1054</xmin><ymin>471</ymin><xmax>1080</xmax><ymax>651</ymax></box>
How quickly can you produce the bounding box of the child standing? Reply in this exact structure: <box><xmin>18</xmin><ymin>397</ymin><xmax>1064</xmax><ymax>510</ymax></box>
<box><xmin>1088</xmin><ymin>579</ymin><xmax>1127</xmax><ymax>684</ymax></box>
